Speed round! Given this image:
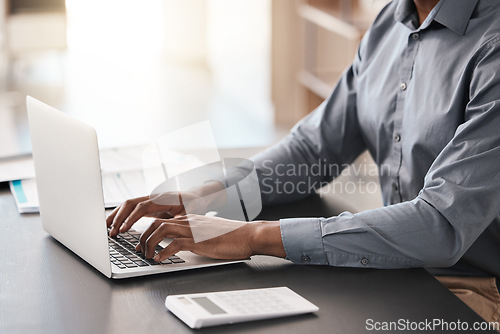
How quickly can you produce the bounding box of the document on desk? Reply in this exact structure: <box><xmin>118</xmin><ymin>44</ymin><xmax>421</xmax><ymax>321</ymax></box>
<box><xmin>9</xmin><ymin>179</ymin><xmax>39</xmax><ymax>213</ymax></box>
<box><xmin>10</xmin><ymin>169</ymin><xmax>149</xmax><ymax>214</ymax></box>
<box><xmin>0</xmin><ymin>146</ymin><xmax>145</xmax><ymax>184</ymax></box>
<box><xmin>101</xmin><ymin>170</ymin><xmax>149</xmax><ymax>207</ymax></box>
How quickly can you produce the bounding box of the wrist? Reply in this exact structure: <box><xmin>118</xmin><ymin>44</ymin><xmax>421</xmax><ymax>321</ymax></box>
<box><xmin>194</xmin><ymin>181</ymin><xmax>227</xmax><ymax>210</ymax></box>
<box><xmin>248</xmin><ymin>221</ymin><xmax>286</xmax><ymax>258</ymax></box>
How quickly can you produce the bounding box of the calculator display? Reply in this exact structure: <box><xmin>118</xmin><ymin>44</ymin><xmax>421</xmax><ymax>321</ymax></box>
<box><xmin>191</xmin><ymin>297</ymin><xmax>227</xmax><ymax>315</ymax></box>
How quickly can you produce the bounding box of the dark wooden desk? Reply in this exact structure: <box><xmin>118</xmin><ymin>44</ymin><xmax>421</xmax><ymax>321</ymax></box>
<box><xmin>0</xmin><ymin>182</ymin><xmax>493</xmax><ymax>333</ymax></box>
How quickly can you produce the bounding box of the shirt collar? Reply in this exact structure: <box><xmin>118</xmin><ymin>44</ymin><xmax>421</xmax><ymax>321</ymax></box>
<box><xmin>433</xmin><ymin>0</ymin><xmax>478</xmax><ymax>35</ymax></box>
<box><xmin>394</xmin><ymin>0</ymin><xmax>478</xmax><ymax>35</ymax></box>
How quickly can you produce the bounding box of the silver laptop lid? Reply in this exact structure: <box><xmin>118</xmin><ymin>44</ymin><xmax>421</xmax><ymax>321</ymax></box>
<box><xmin>27</xmin><ymin>96</ymin><xmax>111</xmax><ymax>278</ymax></box>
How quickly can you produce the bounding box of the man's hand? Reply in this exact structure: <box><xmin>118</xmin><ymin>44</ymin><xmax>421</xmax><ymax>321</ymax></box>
<box><xmin>106</xmin><ymin>181</ymin><xmax>226</xmax><ymax>237</ymax></box>
<box><xmin>134</xmin><ymin>214</ymin><xmax>286</xmax><ymax>261</ymax></box>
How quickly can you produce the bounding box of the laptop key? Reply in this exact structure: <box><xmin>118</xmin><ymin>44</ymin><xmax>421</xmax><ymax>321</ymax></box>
<box><xmin>108</xmin><ymin>233</ymin><xmax>185</xmax><ymax>268</ymax></box>
<box><xmin>171</xmin><ymin>259</ymin><xmax>185</xmax><ymax>263</ymax></box>
<box><xmin>144</xmin><ymin>258</ymin><xmax>160</xmax><ymax>265</ymax></box>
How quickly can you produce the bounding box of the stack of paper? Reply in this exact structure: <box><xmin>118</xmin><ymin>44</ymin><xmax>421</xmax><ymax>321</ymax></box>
<box><xmin>9</xmin><ymin>169</ymin><xmax>149</xmax><ymax>214</ymax></box>
<box><xmin>9</xmin><ymin>179</ymin><xmax>39</xmax><ymax>213</ymax></box>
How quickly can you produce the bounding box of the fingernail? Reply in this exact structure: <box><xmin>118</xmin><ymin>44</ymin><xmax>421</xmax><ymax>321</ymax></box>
<box><xmin>154</xmin><ymin>255</ymin><xmax>160</xmax><ymax>262</ymax></box>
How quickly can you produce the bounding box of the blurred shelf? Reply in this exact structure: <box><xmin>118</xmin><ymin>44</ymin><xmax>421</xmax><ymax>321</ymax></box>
<box><xmin>297</xmin><ymin>0</ymin><xmax>375</xmax><ymax>40</ymax></box>
<box><xmin>298</xmin><ymin>0</ymin><xmax>382</xmax><ymax>114</ymax></box>
<box><xmin>298</xmin><ymin>69</ymin><xmax>342</xmax><ymax>99</ymax></box>
<box><xmin>272</xmin><ymin>0</ymin><xmax>386</xmax><ymax>125</ymax></box>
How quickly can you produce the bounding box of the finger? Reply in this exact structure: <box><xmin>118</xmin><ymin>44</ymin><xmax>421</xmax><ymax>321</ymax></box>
<box><xmin>137</xmin><ymin>219</ymin><xmax>163</xmax><ymax>253</ymax></box>
<box><xmin>109</xmin><ymin>196</ymin><xmax>148</xmax><ymax>236</ymax></box>
<box><xmin>146</xmin><ymin>212</ymin><xmax>174</xmax><ymax>219</ymax></box>
<box><xmin>106</xmin><ymin>205</ymin><xmax>121</xmax><ymax>227</ymax></box>
<box><xmin>154</xmin><ymin>238</ymin><xmax>194</xmax><ymax>262</ymax></box>
<box><xmin>149</xmin><ymin>192</ymin><xmax>185</xmax><ymax>217</ymax></box>
<box><xmin>136</xmin><ymin>219</ymin><xmax>191</xmax><ymax>253</ymax></box>
<box><xmin>119</xmin><ymin>199</ymin><xmax>176</xmax><ymax>234</ymax></box>
<box><xmin>144</xmin><ymin>221</ymin><xmax>192</xmax><ymax>258</ymax></box>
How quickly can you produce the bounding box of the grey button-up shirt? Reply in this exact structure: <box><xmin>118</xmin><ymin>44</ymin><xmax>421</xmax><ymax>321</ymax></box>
<box><xmin>252</xmin><ymin>0</ymin><xmax>500</xmax><ymax>278</ymax></box>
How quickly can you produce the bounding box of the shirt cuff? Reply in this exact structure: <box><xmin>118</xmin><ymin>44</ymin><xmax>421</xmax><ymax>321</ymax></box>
<box><xmin>280</xmin><ymin>218</ymin><xmax>329</xmax><ymax>265</ymax></box>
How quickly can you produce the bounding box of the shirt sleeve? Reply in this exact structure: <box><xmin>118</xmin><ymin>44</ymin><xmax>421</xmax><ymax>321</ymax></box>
<box><xmin>281</xmin><ymin>37</ymin><xmax>500</xmax><ymax>268</ymax></box>
<box><xmin>251</xmin><ymin>41</ymin><xmax>367</xmax><ymax>206</ymax></box>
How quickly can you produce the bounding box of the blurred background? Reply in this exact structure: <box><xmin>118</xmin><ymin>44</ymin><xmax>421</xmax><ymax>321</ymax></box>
<box><xmin>0</xmin><ymin>0</ymin><xmax>275</xmax><ymax>156</ymax></box>
<box><xmin>0</xmin><ymin>0</ymin><xmax>386</xmax><ymax>154</ymax></box>
<box><xmin>0</xmin><ymin>0</ymin><xmax>389</xmax><ymax>211</ymax></box>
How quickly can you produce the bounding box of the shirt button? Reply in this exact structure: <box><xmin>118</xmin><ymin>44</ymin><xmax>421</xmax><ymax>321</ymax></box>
<box><xmin>400</xmin><ymin>82</ymin><xmax>407</xmax><ymax>91</ymax></box>
<box><xmin>392</xmin><ymin>183</ymin><xmax>398</xmax><ymax>192</ymax></box>
<box><xmin>301</xmin><ymin>254</ymin><xmax>311</xmax><ymax>263</ymax></box>
<box><xmin>394</xmin><ymin>134</ymin><xmax>401</xmax><ymax>142</ymax></box>
<box><xmin>361</xmin><ymin>258</ymin><xmax>369</xmax><ymax>266</ymax></box>
<box><xmin>411</xmin><ymin>33</ymin><xmax>420</xmax><ymax>40</ymax></box>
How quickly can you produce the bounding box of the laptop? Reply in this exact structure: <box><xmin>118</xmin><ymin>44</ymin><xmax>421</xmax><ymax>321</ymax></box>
<box><xmin>26</xmin><ymin>96</ymin><xmax>246</xmax><ymax>279</ymax></box>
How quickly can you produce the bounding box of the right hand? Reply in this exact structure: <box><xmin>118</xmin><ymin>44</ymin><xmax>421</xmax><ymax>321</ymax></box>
<box><xmin>106</xmin><ymin>181</ymin><xmax>226</xmax><ymax>236</ymax></box>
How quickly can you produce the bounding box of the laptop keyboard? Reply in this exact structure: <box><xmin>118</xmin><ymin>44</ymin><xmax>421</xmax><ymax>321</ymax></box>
<box><xmin>108</xmin><ymin>229</ymin><xmax>185</xmax><ymax>269</ymax></box>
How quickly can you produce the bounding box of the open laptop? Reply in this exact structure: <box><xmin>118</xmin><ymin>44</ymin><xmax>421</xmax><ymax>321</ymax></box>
<box><xmin>26</xmin><ymin>96</ymin><xmax>246</xmax><ymax>279</ymax></box>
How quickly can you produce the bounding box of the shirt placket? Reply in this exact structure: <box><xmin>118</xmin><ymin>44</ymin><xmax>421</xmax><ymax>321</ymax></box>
<box><xmin>390</xmin><ymin>30</ymin><xmax>421</xmax><ymax>204</ymax></box>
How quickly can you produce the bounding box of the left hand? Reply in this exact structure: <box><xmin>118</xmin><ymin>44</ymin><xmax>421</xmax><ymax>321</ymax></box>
<box><xmin>135</xmin><ymin>214</ymin><xmax>285</xmax><ymax>262</ymax></box>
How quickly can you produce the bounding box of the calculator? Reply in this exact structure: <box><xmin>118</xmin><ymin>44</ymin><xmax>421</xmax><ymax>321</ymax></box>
<box><xmin>165</xmin><ymin>287</ymin><xmax>319</xmax><ymax>329</ymax></box>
